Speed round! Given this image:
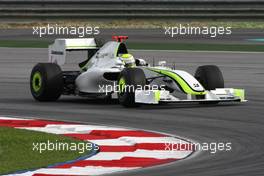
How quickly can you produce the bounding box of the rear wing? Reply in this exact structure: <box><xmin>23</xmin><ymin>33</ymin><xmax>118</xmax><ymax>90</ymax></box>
<box><xmin>48</xmin><ymin>38</ymin><xmax>98</xmax><ymax>65</ymax></box>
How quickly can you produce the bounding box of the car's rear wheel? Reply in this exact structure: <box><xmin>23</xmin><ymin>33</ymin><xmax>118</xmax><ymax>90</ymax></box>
<box><xmin>118</xmin><ymin>68</ymin><xmax>146</xmax><ymax>107</ymax></box>
<box><xmin>195</xmin><ymin>65</ymin><xmax>224</xmax><ymax>104</ymax></box>
<box><xmin>30</xmin><ymin>63</ymin><xmax>63</xmax><ymax>101</ymax></box>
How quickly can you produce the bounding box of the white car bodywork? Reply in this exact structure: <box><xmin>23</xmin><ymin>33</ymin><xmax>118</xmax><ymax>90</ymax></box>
<box><xmin>48</xmin><ymin>38</ymin><xmax>246</xmax><ymax>104</ymax></box>
<box><xmin>48</xmin><ymin>38</ymin><xmax>98</xmax><ymax>65</ymax></box>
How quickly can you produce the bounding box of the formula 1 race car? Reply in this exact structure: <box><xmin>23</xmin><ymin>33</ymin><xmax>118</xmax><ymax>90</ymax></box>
<box><xmin>30</xmin><ymin>36</ymin><xmax>246</xmax><ymax>107</ymax></box>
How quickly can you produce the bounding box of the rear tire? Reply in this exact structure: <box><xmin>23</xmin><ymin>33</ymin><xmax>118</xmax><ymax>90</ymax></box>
<box><xmin>195</xmin><ymin>65</ymin><xmax>224</xmax><ymax>104</ymax></box>
<box><xmin>30</xmin><ymin>63</ymin><xmax>63</xmax><ymax>101</ymax></box>
<box><xmin>118</xmin><ymin>68</ymin><xmax>146</xmax><ymax>107</ymax></box>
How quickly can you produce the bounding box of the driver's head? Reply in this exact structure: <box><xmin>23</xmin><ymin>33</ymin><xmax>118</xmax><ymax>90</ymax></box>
<box><xmin>119</xmin><ymin>54</ymin><xmax>135</xmax><ymax>67</ymax></box>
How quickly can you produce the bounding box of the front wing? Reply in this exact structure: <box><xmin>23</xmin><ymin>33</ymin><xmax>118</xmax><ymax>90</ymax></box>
<box><xmin>135</xmin><ymin>88</ymin><xmax>246</xmax><ymax>104</ymax></box>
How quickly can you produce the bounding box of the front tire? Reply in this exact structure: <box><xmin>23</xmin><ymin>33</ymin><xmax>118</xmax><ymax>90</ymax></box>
<box><xmin>30</xmin><ymin>63</ymin><xmax>63</xmax><ymax>101</ymax></box>
<box><xmin>195</xmin><ymin>65</ymin><xmax>224</xmax><ymax>90</ymax></box>
<box><xmin>118</xmin><ymin>68</ymin><xmax>146</xmax><ymax>107</ymax></box>
<box><xmin>195</xmin><ymin>65</ymin><xmax>224</xmax><ymax>104</ymax></box>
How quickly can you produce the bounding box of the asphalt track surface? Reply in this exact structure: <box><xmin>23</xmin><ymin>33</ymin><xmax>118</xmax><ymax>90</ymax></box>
<box><xmin>0</xmin><ymin>48</ymin><xmax>264</xmax><ymax>176</ymax></box>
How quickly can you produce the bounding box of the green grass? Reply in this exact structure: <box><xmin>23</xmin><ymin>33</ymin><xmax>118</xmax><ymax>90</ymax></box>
<box><xmin>0</xmin><ymin>40</ymin><xmax>263</xmax><ymax>52</ymax></box>
<box><xmin>0</xmin><ymin>40</ymin><xmax>51</xmax><ymax>48</ymax></box>
<box><xmin>0</xmin><ymin>127</ymin><xmax>93</xmax><ymax>175</ymax></box>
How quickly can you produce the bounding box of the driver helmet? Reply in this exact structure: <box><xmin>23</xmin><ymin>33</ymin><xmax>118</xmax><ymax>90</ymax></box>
<box><xmin>119</xmin><ymin>54</ymin><xmax>136</xmax><ymax>67</ymax></box>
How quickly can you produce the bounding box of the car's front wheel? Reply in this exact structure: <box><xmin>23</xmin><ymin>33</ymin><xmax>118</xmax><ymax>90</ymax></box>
<box><xmin>195</xmin><ymin>65</ymin><xmax>224</xmax><ymax>90</ymax></box>
<box><xmin>118</xmin><ymin>68</ymin><xmax>146</xmax><ymax>107</ymax></box>
<box><xmin>195</xmin><ymin>65</ymin><xmax>224</xmax><ymax>104</ymax></box>
<box><xmin>30</xmin><ymin>63</ymin><xmax>63</xmax><ymax>101</ymax></box>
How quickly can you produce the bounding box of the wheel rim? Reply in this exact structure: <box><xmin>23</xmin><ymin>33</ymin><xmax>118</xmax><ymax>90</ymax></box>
<box><xmin>32</xmin><ymin>72</ymin><xmax>42</xmax><ymax>92</ymax></box>
<box><xmin>118</xmin><ymin>77</ymin><xmax>126</xmax><ymax>95</ymax></box>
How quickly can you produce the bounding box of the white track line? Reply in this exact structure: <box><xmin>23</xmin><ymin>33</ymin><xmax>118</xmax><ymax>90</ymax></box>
<box><xmin>89</xmin><ymin>137</ymin><xmax>186</xmax><ymax>146</ymax></box>
<box><xmin>10</xmin><ymin>166</ymin><xmax>139</xmax><ymax>176</ymax></box>
<box><xmin>0</xmin><ymin>117</ymin><xmax>31</xmax><ymax>120</ymax></box>
<box><xmin>18</xmin><ymin>124</ymin><xmax>130</xmax><ymax>134</ymax></box>
<box><xmin>88</xmin><ymin>150</ymin><xmax>190</xmax><ymax>160</ymax></box>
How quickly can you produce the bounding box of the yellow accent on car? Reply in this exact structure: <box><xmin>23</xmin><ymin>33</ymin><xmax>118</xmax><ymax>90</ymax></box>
<box><xmin>234</xmin><ymin>89</ymin><xmax>245</xmax><ymax>101</ymax></box>
<box><xmin>32</xmin><ymin>72</ymin><xmax>42</xmax><ymax>92</ymax></box>
<box><xmin>118</xmin><ymin>77</ymin><xmax>126</xmax><ymax>93</ymax></box>
<box><xmin>121</xmin><ymin>54</ymin><xmax>132</xmax><ymax>59</ymax></box>
<box><xmin>119</xmin><ymin>54</ymin><xmax>136</xmax><ymax>68</ymax></box>
<box><xmin>154</xmin><ymin>90</ymin><xmax>161</xmax><ymax>102</ymax></box>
